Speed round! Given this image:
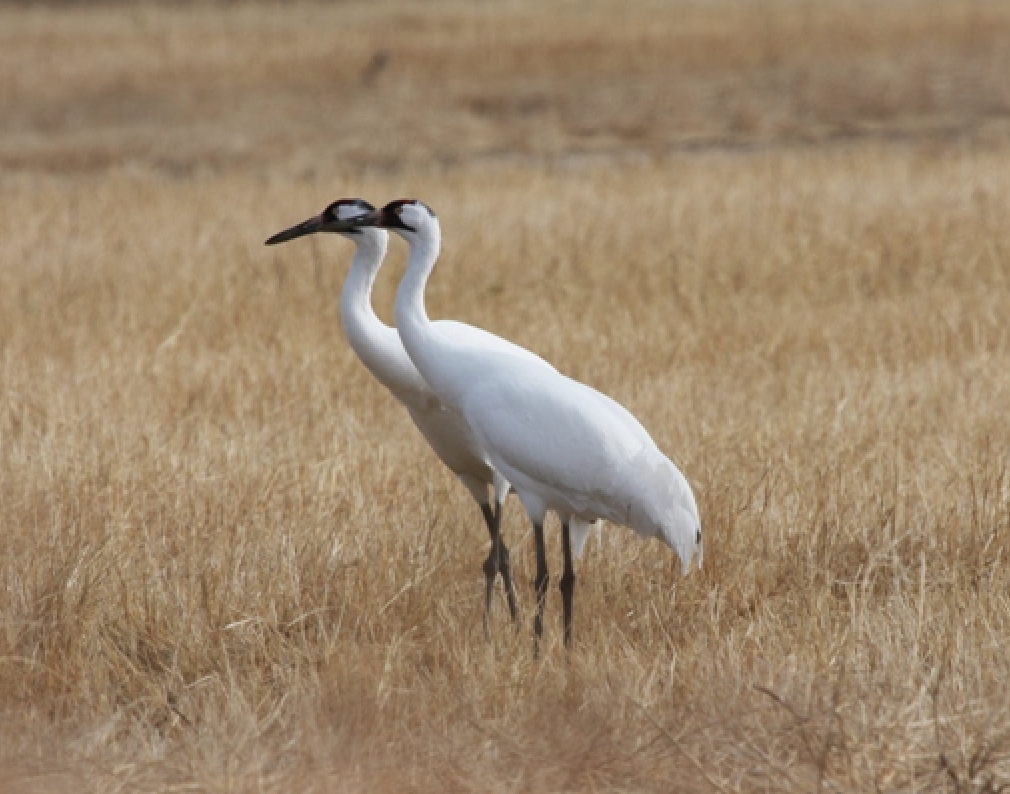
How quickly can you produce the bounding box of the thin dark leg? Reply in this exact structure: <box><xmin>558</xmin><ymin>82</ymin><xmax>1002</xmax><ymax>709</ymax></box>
<box><xmin>533</xmin><ymin>522</ymin><xmax>549</xmax><ymax>656</ymax></box>
<box><xmin>480</xmin><ymin>503</ymin><xmax>497</xmax><ymax>638</ymax></box>
<box><xmin>479</xmin><ymin>502</ymin><xmax>520</xmax><ymax>637</ymax></box>
<box><xmin>495</xmin><ymin>500</ymin><xmax>519</xmax><ymax>624</ymax></box>
<box><xmin>559</xmin><ymin>522</ymin><xmax>576</xmax><ymax>648</ymax></box>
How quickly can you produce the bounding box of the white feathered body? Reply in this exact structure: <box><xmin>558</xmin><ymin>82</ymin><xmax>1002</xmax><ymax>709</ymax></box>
<box><xmin>394</xmin><ymin>224</ymin><xmax>702</xmax><ymax>572</ymax></box>
<box><xmin>340</xmin><ymin>231</ymin><xmax>552</xmax><ymax>504</ymax></box>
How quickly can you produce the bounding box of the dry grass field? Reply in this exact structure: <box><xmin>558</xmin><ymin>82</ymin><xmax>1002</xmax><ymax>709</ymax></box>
<box><xmin>2</xmin><ymin>1</ymin><xmax>1010</xmax><ymax>791</ymax></box>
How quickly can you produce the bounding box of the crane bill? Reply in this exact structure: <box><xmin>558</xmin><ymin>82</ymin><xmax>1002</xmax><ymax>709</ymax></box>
<box><xmin>569</xmin><ymin>518</ymin><xmax>600</xmax><ymax>559</ymax></box>
<box><xmin>265</xmin><ymin>214</ymin><xmax>325</xmax><ymax>245</ymax></box>
<box><xmin>265</xmin><ymin>211</ymin><xmax>371</xmax><ymax>246</ymax></box>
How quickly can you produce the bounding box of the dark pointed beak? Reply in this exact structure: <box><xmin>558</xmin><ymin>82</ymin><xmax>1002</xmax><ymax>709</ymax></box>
<box><xmin>265</xmin><ymin>214</ymin><xmax>326</xmax><ymax>246</ymax></box>
<box><xmin>264</xmin><ymin>208</ymin><xmax>383</xmax><ymax>246</ymax></box>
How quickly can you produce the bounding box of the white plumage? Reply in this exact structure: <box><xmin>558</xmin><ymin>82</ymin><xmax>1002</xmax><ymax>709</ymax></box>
<box><xmin>265</xmin><ymin>198</ymin><xmax>556</xmax><ymax>631</ymax></box>
<box><xmin>338</xmin><ymin>199</ymin><xmax>702</xmax><ymax>648</ymax></box>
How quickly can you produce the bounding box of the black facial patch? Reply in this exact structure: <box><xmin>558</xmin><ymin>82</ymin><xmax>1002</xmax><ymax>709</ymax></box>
<box><xmin>379</xmin><ymin>201</ymin><xmax>413</xmax><ymax>231</ymax></box>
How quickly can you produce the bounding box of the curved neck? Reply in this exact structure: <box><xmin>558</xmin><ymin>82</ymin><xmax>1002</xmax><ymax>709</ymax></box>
<box><xmin>394</xmin><ymin>224</ymin><xmax>455</xmax><ymax>397</ymax></box>
<box><xmin>340</xmin><ymin>233</ymin><xmax>395</xmax><ymax>370</ymax></box>
<box><xmin>394</xmin><ymin>226</ymin><xmax>439</xmax><ymax>333</ymax></box>
<box><xmin>337</xmin><ymin>232</ymin><xmax>435</xmax><ymax>409</ymax></box>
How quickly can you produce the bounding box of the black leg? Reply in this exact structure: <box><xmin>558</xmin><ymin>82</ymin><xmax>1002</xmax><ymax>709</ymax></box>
<box><xmin>533</xmin><ymin>521</ymin><xmax>549</xmax><ymax>656</ymax></box>
<box><xmin>480</xmin><ymin>502</ymin><xmax>520</xmax><ymax>637</ymax></box>
<box><xmin>479</xmin><ymin>502</ymin><xmax>520</xmax><ymax>636</ymax></box>
<box><xmin>495</xmin><ymin>500</ymin><xmax>519</xmax><ymax>625</ymax></box>
<box><xmin>559</xmin><ymin>522</ymin><xmax>576</xmax><ymax>648</ymax></box>
<box><xmin>480</xmin><ymin>503</ymin><xmax>497</xmax><ymax>638</ymax></box>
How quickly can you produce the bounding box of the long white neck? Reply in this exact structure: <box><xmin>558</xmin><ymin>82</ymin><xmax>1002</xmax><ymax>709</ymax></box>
<box><xmin>394</xmin><ymin>223</ymin><xmax>462</xmax><ymax>405</ymax></box>
<box><xmin>339</xmin><ymin>231</ymin><xmax>427</xmax><ymax>399</ymax></box>
<box><xmin>340</xmin><ymin>231</ymin><xmax>389</xmax><ymax>360</ymax></box>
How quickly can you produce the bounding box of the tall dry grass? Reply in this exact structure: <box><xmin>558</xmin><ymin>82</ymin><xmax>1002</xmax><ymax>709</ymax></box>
<box><xmin>2</xmin><ymin>2</ymin><xmax>1010</xmax><ymax>792</ymax></box>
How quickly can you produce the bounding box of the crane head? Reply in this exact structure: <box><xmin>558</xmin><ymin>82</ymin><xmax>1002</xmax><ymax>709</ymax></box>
<box><xmin>264</xmin><ymin>198</ymin><xmax>383</xmax><ymax>245</ymax></box>
<box><xmin>336</xmin><ymin>199</ymin><xmax>438</xmax><ymax>241</ymax></box>
<box><xmin>379</xmin><ymin>199</ymin><xmax>437</xmax><ymax>235</ymax></box>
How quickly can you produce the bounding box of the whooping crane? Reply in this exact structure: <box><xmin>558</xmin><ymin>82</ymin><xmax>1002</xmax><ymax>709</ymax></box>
<box><xmin>332</xmin><ymin>200</ymin><xmax>703</xmax><ymax>650</ymax></box>
<box><xmin>265</xmin><ymin>198</ymin><xmax>554</xmax><ymax>633</ymax></box>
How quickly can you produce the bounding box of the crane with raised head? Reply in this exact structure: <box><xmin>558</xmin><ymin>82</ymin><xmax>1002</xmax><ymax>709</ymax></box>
<box><xmin>266</xmin><ymin>198</ymin><xmax>557</xmax><ymax>634</ymax></box>
<box><xmin>329</xmin><ymin>200</ymin><xmax>703</xmax><ymax>650</ymax></box>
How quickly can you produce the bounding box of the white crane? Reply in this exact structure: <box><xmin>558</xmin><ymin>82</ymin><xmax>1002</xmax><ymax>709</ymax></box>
<box><xmin>265</xmin><ymin>198</ymin><xmax>554</xmax><ymax>632</ymax></box>
<box><xmin>329</xmin><ymin>199</ymin><xmax>703</xmax><ymax>649</ymax></box>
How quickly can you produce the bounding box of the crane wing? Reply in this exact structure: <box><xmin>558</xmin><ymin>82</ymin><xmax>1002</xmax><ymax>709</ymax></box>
<box><xmin>460</xmin><ymin>357</ymin><xmax>701</xmax><ymax>574</ymax></box>
<box><xmin>461</xmin><ymin>361</ymin><xmax>654</xmax><ymax>515</ymax></box>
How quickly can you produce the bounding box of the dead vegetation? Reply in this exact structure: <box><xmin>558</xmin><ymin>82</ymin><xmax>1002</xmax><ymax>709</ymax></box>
<box><xmin>2</xmin><ymin>1</ymin><xmax>1010</xmax><ymax>792</ymax></box>
<box><xmin>3</xmin><ymin>0</ymin><xmax>1010</xmax><ymax>172</ymax></box>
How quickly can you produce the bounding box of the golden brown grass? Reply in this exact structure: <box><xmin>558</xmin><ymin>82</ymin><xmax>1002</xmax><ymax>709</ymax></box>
<box><xmin>2</xmin><ymin>2</ymin><xmax>1010</xmax><ymax>792</ymax></box>
<box><xmin>4</xmin><ymin>0</ymin><xmax>1010</xmax><ymax>172</ymax></box>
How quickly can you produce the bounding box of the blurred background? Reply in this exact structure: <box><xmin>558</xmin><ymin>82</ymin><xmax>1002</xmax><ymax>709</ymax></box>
<box><xmin>3</xmin><ymin>3</ymin><xmax>1010</xmax><ymax>792</ymax></box>
<box><xmin>4</xmin><ymin>0</ymin><xmax>1010</xmax><ymax>176</ymax></box>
